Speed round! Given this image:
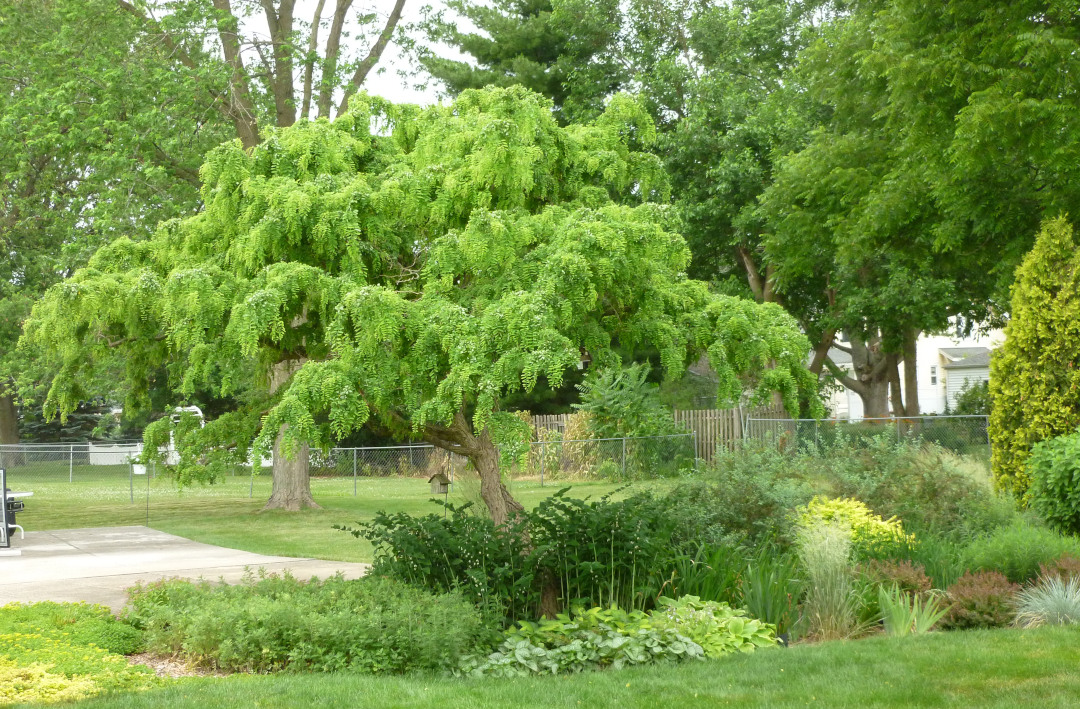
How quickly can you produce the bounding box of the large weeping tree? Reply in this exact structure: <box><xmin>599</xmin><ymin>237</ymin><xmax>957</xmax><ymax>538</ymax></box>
<box><xmin>24</xmin><ymin>87</ymin><xmax>819</xmax><ymax>516</ymax></box>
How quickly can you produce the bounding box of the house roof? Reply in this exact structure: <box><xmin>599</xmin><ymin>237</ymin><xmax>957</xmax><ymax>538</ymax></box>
<box><xmin>939</xmin><ymin>347</ymin><xmax>989</xmax><ymax>362</ymax></box>
<box><xmin>943</xmin><ymin>350</ymin><xmax>991</xmax><ymax>369</ymax></box>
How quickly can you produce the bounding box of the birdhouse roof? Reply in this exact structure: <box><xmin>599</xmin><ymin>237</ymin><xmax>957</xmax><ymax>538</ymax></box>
<box><xmin>428</xmin><ymin>472</ymin><xmax>450</xmax><ymax>483</ymax></box>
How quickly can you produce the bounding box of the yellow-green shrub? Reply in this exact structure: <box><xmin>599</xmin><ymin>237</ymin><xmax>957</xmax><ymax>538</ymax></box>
<box><xmin>799</xmin><ymin>496</ymin><xmax>914</xmax><ymax>558</ymax></box>
<box><xmin>0</xmin><ymin>658</ymin><xmax>98</xmax><ymax>705</ymax></box>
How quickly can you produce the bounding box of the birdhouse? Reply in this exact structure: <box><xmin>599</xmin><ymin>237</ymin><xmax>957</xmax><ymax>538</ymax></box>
<box><xmin>428</xmin><ymin>472</ymin><xmax>450</xmax><ymax>495</ymax></box>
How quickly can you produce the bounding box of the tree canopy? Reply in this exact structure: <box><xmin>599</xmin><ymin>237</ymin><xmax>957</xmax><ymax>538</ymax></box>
<box><xmin>24</xmin><ymin>86</ymin><xmax>819</xmax><ymax>520</ymax></box>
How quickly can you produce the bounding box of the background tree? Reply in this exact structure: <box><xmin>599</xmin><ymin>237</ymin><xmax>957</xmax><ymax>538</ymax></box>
<box><xmin>25</xmin><ymin>87</ymin><xmax>821</xmax><ymax>519</ymax></box>
<box><xmin>989</xmin><ymin>217</ymin><xmax>1080</xmax><ymax>499</ymax></box>
<box><xmin>1</xmin><ymin>0</ymin><xmax>409</xmax><ymax>446</ymax></box>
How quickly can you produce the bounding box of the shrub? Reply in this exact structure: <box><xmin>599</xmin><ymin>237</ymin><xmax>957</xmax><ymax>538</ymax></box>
<box><xmin>862</xmin><ymin>560</ymin><xmax>932</xmax><ymax>596</ymax></box>
<box><xmin>651</xmin><ymin>596</ymin><xmax>777</xmax><ymax>657</ymax></box>
<box><xmin>962</xmin><ymin>518</ymin><xmax>1080</xmax><ymax>583</ymax></box>
<box><xmin>459</xmin><ymin>606</ymin><xmax>703</xmax><ymax>677</ymax></box>
<box><xmin>124</xmin><ymin>573</ymin><xmax>486</xmax><ymax>673</ymax></box>
<box><xmin>1028</xmin><ymin>431</ymin><xmax>1080</xmax><ymax>535</ymax></box>
<box><xmin>0</xmin><ymin>602</ymin><xmax>157</xmax><ymax>704</ymax></box>
<box><xmin>797</xmin><ymin>522</ymin><xmax>861</xmax><ymax>640</ymax></box>
<box><xmin>989</xmin><ymin>216</ymin><xmax>1080</xmax><ymax>498</ymax></box>
<box><xmin>674</xmin><ymin>442</ymin><xmax>814</xmax><ymax>544</ymax></box>
<box><xmin>355</xmin><ymin>490</ymin><xmax>678</xmax><ymax>620</ymax></box>
<box><xmin>1016</xmin><ymin>575</ymin><xmax>1080</xmax><ymax>627</ymax></box>
<box><xmin>939</xmin><ymin>571</ymin><xmax>1019</xmax><ymax>630</ymax></box>
<box><xmin>739</xmin><ymin>547</ymin><xmax>804</xmax><ymax>640</ymax></box>
<box><xmin>1040</xmin><ymin>554</ymin><xmax>1080</xmax><ymax>582</ymax></box>
<box><xmin>800</xmin><ymin>496</ymin><xmax>914</xmax><ymax>560</ymax></box>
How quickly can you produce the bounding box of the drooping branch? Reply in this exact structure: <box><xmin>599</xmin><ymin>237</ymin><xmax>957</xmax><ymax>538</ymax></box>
<box><xmin>316</xmin><ymin>0</ymin><xmax>354</xmax><ymax>118</ymax></box>
<box><xmin>338</xmin><ymin>0</ymin><xmax>407</xmax><ymax>115</ymax></box>
<box><xmin>301</xmin><ymin>0</ymin><xmax>327</xmax><ymax>120</ymax></box>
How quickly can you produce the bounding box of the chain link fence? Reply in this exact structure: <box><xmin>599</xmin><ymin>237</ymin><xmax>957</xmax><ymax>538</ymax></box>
<box><xmin>744</xmin><ymin>415</ymin><xmax>991</xmax><ymax>461</ymax></box>
<box><xmin>0</xmin><ymin>433</ymin><xmax>697</xmax><ymax>530</ymax></box>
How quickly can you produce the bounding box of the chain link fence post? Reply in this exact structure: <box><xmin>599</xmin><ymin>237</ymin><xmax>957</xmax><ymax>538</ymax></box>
<box><xmin>353</xmin><ymin>448</ymin><xmax>358</xmax><ymax>496</ymax></box>
<box><xmin>621</xmin><ymin>437</ymin><xmax>627</xmax><ymax>479</ymax></box>
<box><xmin>69</xmin><ymin>444</ymin><xmax>74</xmax><ymax>483</ymax></box>
<box><xmin>539</xmin><ymin>439</ymin><xmax>545</xmax><ymax>488</ymax></box>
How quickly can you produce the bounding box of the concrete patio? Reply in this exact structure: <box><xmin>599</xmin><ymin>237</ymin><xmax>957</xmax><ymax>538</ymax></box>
<box><xmin>0</xmin><ymin>526</ymin><xmax>370</xmax><ymax>611</ymax></box>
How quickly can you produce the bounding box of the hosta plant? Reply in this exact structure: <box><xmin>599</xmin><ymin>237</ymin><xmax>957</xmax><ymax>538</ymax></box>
<box><xmin>651</xmin><ymin>596</ymin><xmax>778</xmax><ymax>657</ymax></box>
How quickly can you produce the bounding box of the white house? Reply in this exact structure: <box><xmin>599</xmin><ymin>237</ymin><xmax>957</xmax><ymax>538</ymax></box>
<box><xmin>825</xmin><ymin>328</ymin><xmax>1003</xmax><ymax>419</ymax></box>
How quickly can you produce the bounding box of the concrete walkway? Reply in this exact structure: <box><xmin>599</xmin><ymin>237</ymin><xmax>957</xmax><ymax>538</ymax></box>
<box><xmin>0</xmin><ymin>526</ymin><xmax>370</xmax><ymax>611</ymax></box>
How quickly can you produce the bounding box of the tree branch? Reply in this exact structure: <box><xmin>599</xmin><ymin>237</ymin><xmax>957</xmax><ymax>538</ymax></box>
<box><xmin>211</xmin><ymin>0</ymin><xmax>261</xmax><ymax>148</ymax></box>
<box><xmin>317</xmin><ymin>0</ymin><xmax>354</xmax><ymax>118</ymax></box>
<box><xmin>736</xmin><ymin>245</ymin><xmax>764</xmax><ymax>302</ymax></box>
<box><xmin>259</xmin><ymin>0</ymin><xmax>297</xmax><ymax>127</ymax></box>
<box><xmin>301</xmin><ymin>0</ymin><xmax>327</xmax><ymax>120</ymax></box>
<box><xmin>824</xmin><ymin>356</ymin><xmax>866</xmax><ymax>396</ymax></box>
<box><xmin>338</xmin><ymin>0</ymin><xmax>406</xmax><ymax>116</ymax></box>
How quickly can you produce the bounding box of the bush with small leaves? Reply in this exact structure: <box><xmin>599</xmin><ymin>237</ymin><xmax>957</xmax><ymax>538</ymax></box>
<box><xmin>939</xmin><ymin>571</ymin><xmax>1019</xmax><ymax>630</ymax></box>
<box><xmin>1028</xmin><ymin>431</ymin><xmax>1080</xmax><ymax>535</ymax></box>
<box><xmin>800</xmin><ymin>497</ymin><xmax>914</xmax><ymax>560</ymax></box>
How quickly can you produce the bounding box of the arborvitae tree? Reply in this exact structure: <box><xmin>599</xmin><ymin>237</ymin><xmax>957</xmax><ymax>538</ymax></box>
<box><xmin>24</xmin><ymin>87</ymin><xmax>820</xmax><ymax>519</ymax></box>
<box><xmin>989</xmin><ymin>217</ymin><xmax>1080</xmax><ymax>498</ymax></box>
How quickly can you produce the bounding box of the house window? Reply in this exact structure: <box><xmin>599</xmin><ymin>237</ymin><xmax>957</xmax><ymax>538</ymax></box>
<box><xmin>930</xmin><ymin>366</ymin><xmax>938</xmax><ymax>385</ymax></box>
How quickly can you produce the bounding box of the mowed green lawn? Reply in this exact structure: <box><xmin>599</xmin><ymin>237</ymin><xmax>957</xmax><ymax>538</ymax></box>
<box><xmin>14</xmin><ymin>470</ymin><xmax>630</xmax><ymax>563</ymax></box>
<box><xmin>26</xmin><ymin>626</ymin><xmax>1080</xmax><ymax>709</ymax></box>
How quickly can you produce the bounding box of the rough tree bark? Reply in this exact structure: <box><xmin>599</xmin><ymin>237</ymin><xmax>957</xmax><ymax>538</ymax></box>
<box><xmin>263</xmin><ymin>359</ymin><xmax>319</xmax><ymax>511</ymax></box>
<box><xmin>902</xmin><ymin>327</ymin><xmax>920</xmax><ymax>416</ymax></box>
<box><xmin>424</xmin><ymin>410</ymin><xmax>523</xmax><ymax>526</ymax></box>
<box><xmin>825</xmin><ymin>334</ymin><xmax>893</xmax><ymax>419</ymax></box>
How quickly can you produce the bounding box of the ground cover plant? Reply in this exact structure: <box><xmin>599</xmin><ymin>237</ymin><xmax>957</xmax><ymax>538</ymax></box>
<box><xmin>123</xmin><ymin>573</ymin><xmax>487</xmax><ymax>674</ymax></box>
<box><xmin>0</xmin><ymin>602</ymin><xmax>156</xmax><ymax>705</ymax></box>
<box><xmin>46</xmin><ymin>626</ymin><xmax>1080</xmax><ymax>709</ymax></box>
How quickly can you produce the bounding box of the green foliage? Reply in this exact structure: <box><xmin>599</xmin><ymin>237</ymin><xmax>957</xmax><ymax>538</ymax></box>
<box><xmin>876</xmin><ymin>585</ymin><xmax>948</xmax><ymax>637</ymax></box>
<box><xmin>1016</xmin><ymin>575</ymin><xmax>1080</xmax><ymax>628</ymax></box>
<box><xmin>123</xmin><ymin>573</ymin><xmax>485</xmax><ymax>674</ymax></box>
<box><xmin>799</xmin><ymin>497</ymin><xmax>914</xmax><ymax>561</ymax></box>
<box><xmin>458</xmin><ymin>606</ymin><xmax>703</xmax><ymax>677</ymax></box>
<box><xmin>573</xmin><ymin>364</ymin><xmax>680</xmax><ymax>439</ymax></box>
<box><xmin>962</xmin><ymin>519</ymin><xmax>1080</xmax><ymax>584</ymax></box>
<box><xmin>0</xmin><ymin>602</ymin><xmax>157</xmax><ymax>704</ymax></box>
<box><xmin>1028</xmin><ymin>430</ymin><xmax>1080</xmax><ymax>535</ymax></box>
<box><xmin>651</xmin><ymin>596</ymin><xmax>777</xmax><ymax>657</ymax></box>
<box><xmin>738</xmin><ymin>548</ymin><xmax>805</xmax><ymax>640</ymax></box>
<box><xmin>953</xmin><ymin>381</ymin><xmax>991</xmax><ymax>416</ymax></box>
<box><xmin>939</xmin><ymin>571</ymin><xmax>1019</xmax><ymax>631</ymax></box>
<box><xmin>353</xmin><ymin>489</ymin><xmax>679</xmax><ymax>619</ymax></box>
<box><xmin>990</xmin><ymin>217</ymin><xmax>1080</xmax><ymax>498</ymax></box>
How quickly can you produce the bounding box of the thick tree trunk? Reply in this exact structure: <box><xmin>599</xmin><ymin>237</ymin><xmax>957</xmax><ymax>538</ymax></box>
<box><xmin>887</xmin><ymin>353</ymin><xmax>905</xmax><ymax>417</ymax></box>
<box><xmin>862</xmin><ymin>377</ymin><xmax>891</xmax><ymax>419</ymax></box>
<box><xmin>0</xmin><ymin>392</ymin><xmax>18</xmax><ymax>445</ymax></box>
<box><xmin>471</xmin><ymin>433</ymin><xmax>525</xmax><ymax>527</ymax></box>
<box><xmin>263</xmin><ymin>424</ymin><xmax>318</xmax><ymax>511</ymax></box>
<box><xmin>262</xmin><ymin>360</ymin><xmax>319</xmax><ymax>511</ymax></box>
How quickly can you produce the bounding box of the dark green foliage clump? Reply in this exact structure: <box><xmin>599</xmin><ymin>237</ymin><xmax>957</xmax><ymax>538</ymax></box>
<box><xmin>353</xmin><ymin>490</ymin><xmax>678</xmax><ymax>620</ymax></box>
<box><xmin>123</xmin><ymin>573</ymin><xmax>486</xmax><ymax>674</ymax></box>
<box><xmin>939</xmin><ymin>571</ymin><xmax>1019</xmax><ymax>631</ymax></box>
<box><xmin>962</xmin><ymin>520</ymin><xmax>1080</xmax><ymax>584</ymax></box>
<box><xmin>1028</xmin><ymin>431</ymin><xmax>1080</xmax><ymax>535</ymax></box>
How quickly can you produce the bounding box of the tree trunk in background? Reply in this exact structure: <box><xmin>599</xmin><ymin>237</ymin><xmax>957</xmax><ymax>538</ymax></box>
<box><xmin>887</xmin><ymin>353</ymin><xmax>905</xmax><ymax>417</ymax></box>
<box><xmin>262</xmin><ymin>359</ymin><xmax>319</xmax><ymax>511</ymax></box>
<box><xmin>0</xmin><ymin>392</ymin><xmax>18</xmax><ymax>445</ymax></box>
<box><xmin>471</xmin><ymin>434</ymin><xmax>525</xmax><ymax>527</ymax></box>
<box><xmin>902</xmin><ymin>328</ymin><xmax>920</xmax><ymax>416</ymax></box>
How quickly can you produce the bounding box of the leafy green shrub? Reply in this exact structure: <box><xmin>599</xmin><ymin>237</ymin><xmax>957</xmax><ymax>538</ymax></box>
<box><xmin>1028</xmin><ymin>431</ymin><xmax>1080</xmax><ymax>535</ymax></box>
<box><xmin>939</xmin><ymin>571</ymin><xmax>1019</xmax><ymax>630</ymax></box>
<box><xmin>0</xmin><ymin>602</ymin><xmax>157</xmax><ymax>704</ymax></box>
<box><xmin>800</xmin><ymin>496</ymin><xmax>914</xmax><ymax>559</ymax></box>
<box><xmin>673</xmin><ymin>442</ymin><xmax>813</xmax><ymax>544</ymax></box>
<box><xmin>356</xmin><ymin>490</ymin><xmax>678</xmax><ymax>620</ymax></box>
<box><xmin>124</xmin><ymin>573</ymin><xmax>486</xmax><ymax>673</ymax></box>
<box><xmin>962</xmin><ymin>519</ymin><xmax>1080</xmax><ymax>583</ymax></box>
<box><xmin>989</xmin><ymin>217</ymin><xmax>1080</xmax><ymax>498</ymax></box>
<box><xmin>458</xmin><ymin>606</ymin><xmax>703</xmax><ymax>677</ymax></box>
<box><xmin>1016</xmin><ymin>575</ymin><xmax>1080</xmax><ymax>627</ymax></box>
<box><xmin>651</xmin><ymin>596</ymin><xmax>777</xmax><ymax>657</ymax></box>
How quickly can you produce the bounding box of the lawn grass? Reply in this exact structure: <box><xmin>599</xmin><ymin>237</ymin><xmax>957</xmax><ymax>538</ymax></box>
<box><xmin>27</xmin><ymin>626</ymin><xmax>1080</xmax><ymax>709</ymax></box>
<box><xmin>16</xmin><ymin>473</ymin><xmax>631</xmax><ymax>563</ymax></box>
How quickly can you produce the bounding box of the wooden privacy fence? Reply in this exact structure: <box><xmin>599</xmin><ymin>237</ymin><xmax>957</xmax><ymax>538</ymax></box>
<box><xmin>528</xmin><ymin>405</ymin><xmax>786</xmax><ymax>461</ymax></box>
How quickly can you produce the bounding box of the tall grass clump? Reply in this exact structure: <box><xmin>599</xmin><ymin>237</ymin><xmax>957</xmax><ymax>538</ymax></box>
<box><xmin>1015</xmin><ymin>575</ymin><xmax>1080</xmax><ymax>628</ymax></box>
<box><xmin>797</xmin><ymin>521</ymin><xmax>860</xmax><ymax>640</ymax></box>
